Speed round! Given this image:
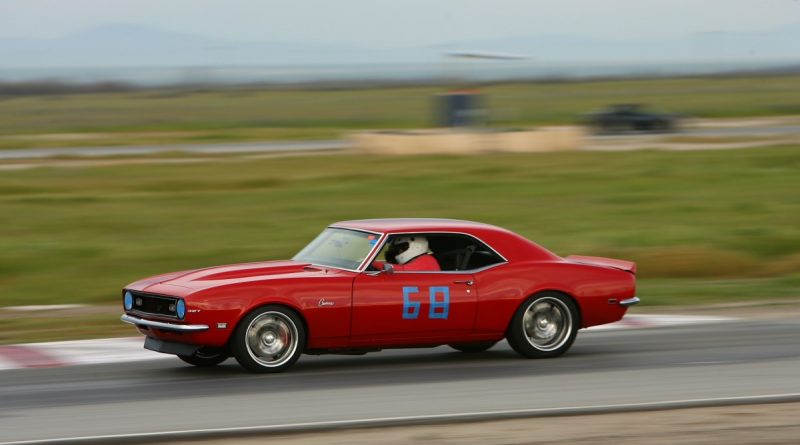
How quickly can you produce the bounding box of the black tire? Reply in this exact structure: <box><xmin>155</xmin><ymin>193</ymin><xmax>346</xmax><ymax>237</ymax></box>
<box><xmin>178</xmin><ymin>348</ymin><xmax>228</xmax><ymax>367</ymax></box>
<box><xmin>449</xmin><ymin>341</ymin><xmax>497</xmax><ymax>353</ymax></box>
<box><xmin>232</xmin><ymin>305</ymin><xmax>305</xmax><ymax>373</ymax></box>
<box><xmin>506</xmin><ymin>292</ymin><xmax>579</xmax><ymax>358</ymax></box>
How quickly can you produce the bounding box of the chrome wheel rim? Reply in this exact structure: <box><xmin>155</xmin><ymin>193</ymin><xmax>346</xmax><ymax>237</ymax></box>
<box><xmin>245</xmin><ymin>311</ymin><xmax>298</xmax><ymax>367</ymax></box>
<box><xmin>522</xmin><ymin>297</ymin><xmax>572</xmax><ymax>351</ymax></box>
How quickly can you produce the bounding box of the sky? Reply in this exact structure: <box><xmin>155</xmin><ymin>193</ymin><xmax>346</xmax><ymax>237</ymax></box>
<box><xmin>1</xmin><ymin>0</ymin><xmax>798</xmax><ymax>46</ymax></box>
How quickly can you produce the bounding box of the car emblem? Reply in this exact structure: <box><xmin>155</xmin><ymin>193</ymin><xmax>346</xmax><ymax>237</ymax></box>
<box><xmin>318</xmin><ymin>299</ymin><xmax>335</xmax><ymax>307</ymax></box>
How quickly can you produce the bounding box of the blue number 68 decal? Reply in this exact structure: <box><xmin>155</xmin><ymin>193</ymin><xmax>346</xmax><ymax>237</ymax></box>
<box><xmin>402</xmin><ymin>286</ymin><xmax>450</xmax><ymax>320</ymax></box>
<box><xmin>402</xmin><ymin>286</ymin><xmax>421</xmax><ymax>319</ymax></box>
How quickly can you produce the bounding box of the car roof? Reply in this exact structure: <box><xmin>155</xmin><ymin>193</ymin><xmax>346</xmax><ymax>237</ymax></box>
<box><xmin>331</xmin><ymin>218</ymin><xmax>503</xmax><ymax>234</ymax></box>
<box><xmin>331</xmin><ymin>218</ymin><xmax>560</xmax><ymax>262</ymax></box>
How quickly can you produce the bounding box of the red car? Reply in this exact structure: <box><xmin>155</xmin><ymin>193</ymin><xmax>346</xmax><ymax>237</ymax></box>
<box><xmin>121</xmin><ymin>218</ymin><xmax>638</xmax><ymax>373</ymax></box>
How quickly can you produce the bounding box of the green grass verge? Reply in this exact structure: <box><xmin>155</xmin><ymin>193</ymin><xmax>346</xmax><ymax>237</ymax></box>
<box><xmin>1</xmin><ymin>146</ymin><xmax>799</xmax><ymax>310</ymax></box>
<box><xmin>1</xmin><ymin>74</ymin><xmax>799</xmax><ymax>148</ymax></box>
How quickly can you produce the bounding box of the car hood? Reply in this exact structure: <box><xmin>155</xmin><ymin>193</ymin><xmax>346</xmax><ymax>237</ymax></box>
<box><xmin>127</xmin><ymin>260</ymin><xmax>338</xmax><ymax>293</ymax></box>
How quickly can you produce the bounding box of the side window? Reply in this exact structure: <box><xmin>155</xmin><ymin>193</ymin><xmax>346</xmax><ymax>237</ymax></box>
<box><xmin>372</xmin><ymin>233</ymin><xmax>504</xmax><ymax>272</ymax></box>
<box><xmin>428</xmin><ymin>234</ymin><xmax>505</xmax><ymax>271</ymax></box>
<box><xmin>373</xmin><ymin>234</ymin><xmax>442</xmax><ymax>271</ymax></box>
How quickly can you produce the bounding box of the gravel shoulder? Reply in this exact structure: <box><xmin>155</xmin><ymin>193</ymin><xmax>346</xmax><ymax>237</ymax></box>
<box><xmin>160</xmin><ymin>402</ymin><xmax>800</xmax><ymax>445</ymax></box>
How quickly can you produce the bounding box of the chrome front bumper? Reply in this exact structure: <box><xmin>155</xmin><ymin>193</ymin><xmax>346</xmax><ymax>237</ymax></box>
<box><xmin>121</xmin><ymin>314</ymin><xmax>209</xmax><ymax>332</ymax></box>
<box><xmin>619</xmin><ymin>296</ymin><xmax>641</xmax><ymax>307</ymax></box>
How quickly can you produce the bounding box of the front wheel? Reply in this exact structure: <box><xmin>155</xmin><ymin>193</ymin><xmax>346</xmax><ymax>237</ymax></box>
<box><xmin>506</xmin><ymin>292</ymin><xmax>579</xmax><ymax>358</ymax></box>
<box><xmin>232</xmin><ymin>305</ymin><xmax>305</xmax><ymax>373</ymax></box>
<box><xmin>178</xmin><ymin>348</ymin><xmax>228</xmax><ymax>367</ymax></box>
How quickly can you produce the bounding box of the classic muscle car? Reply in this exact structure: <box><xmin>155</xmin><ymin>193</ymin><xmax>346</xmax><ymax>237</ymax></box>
<box><xmin>121</xmin><ymin>218</ymin><xmax>638</xmax><ymax>372</ymax></box>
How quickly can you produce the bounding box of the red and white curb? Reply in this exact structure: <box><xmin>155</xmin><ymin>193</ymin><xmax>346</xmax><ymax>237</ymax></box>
<box><xmin>0</xmin><ymin>337</ymin><xmax>169</xmax><ymax>371</ymax></box>
<box><xmin>585</xmin><ymin>313</ymin><xmax>733</xmax><ymax>331</ymax></box>
<box><xmin>0</xmin><ymin>314</ymin><xmax>733</xmax><ymax>371</ymax></box>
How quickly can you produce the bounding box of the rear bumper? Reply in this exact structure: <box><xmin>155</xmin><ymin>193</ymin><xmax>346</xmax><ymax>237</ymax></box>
<box><xmin>120</xmin><ymin>314</ymin><xmax>209</xmax><ymax>332</ymax></box>
<box><xmin>619</xmin><ymin>296</ymin><xmax>641</xmax><ymax>307</ymax></box>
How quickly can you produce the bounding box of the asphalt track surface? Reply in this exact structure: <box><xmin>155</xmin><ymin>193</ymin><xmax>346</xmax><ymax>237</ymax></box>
<box><xmin>1</xmin><ymin>316</ymin><xmax>799</xmax><ymax>444</ymax></box>
<box><xmin>1</xmin><ymin>123</ymin><xmax>799</xmax><ymax>160</ymax></box>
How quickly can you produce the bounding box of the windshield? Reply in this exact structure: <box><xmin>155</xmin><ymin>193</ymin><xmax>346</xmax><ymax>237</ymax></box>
<box><xmin>293</xmin><ymin>228</ymin><xmax>379</xmax><ymax>270</ymax></box>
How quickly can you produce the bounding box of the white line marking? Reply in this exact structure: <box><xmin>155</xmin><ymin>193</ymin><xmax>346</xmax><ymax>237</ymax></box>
<box><xmin>2</xmin><ymin>392</ymin><xmax>799</xmax><ymax>445</ymax></box>
<box><xmin>679</xmin><ymin>361</ymin><xmax>734</xmax><ymax>366</ymax></box>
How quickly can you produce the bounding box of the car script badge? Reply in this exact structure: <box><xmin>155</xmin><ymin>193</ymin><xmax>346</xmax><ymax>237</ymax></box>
<box><xmin>318</xmin><ymin>299</ymin><xmax>335</xmax><ymax>307</ymax></box>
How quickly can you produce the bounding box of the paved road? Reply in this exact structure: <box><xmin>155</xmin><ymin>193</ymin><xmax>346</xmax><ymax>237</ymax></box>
<box><xmin>1</xmin><ymin>317</ymin><xmax>799</xmax><ymax>443</ymax></box>
<box><xmin>689</xmin><ymin>124</ymin><xmax>800</xmax><ymax>138</ymax></box>
<box><xmin>0</xmin><ymin>140</ymin><xmax>347</xmax><ymax>160</ymax></box>
<box><xmin>588</xmin><ymin>124</ymin><xmax>800</xmax><ymax>140</ymax></box>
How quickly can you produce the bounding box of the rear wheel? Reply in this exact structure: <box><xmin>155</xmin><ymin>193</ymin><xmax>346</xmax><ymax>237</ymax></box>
<box><xmin>449</xmin><ymin>341</ymin><xmax>497</xmax><ymax>353</ymax></box>
<box><xmin>507</xmin><ymin>292</ymin><xmax>578</xmax><ymax>358</ymax></box>
<box><xmin>178</xmin><ymin>348</ymin><xmax>228</xmax><ymax>367</ymax></box>
<box><xmin>232</xmin><ymin>305</ymin><xmax>305</xmax><ymax>373</ymax></box>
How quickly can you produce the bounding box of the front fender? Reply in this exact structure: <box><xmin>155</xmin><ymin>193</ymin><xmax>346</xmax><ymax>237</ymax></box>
<box><xmin>187</xmin><ymin>277</ymin><xmax>354</xmax><ymax>349</ymax></box>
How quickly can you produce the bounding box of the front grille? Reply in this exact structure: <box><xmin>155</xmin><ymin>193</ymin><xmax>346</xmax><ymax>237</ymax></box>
<box><xmin>128</xmin><ymin>291</ymin><xmax>178</xmax><ymax>318</ymax></box>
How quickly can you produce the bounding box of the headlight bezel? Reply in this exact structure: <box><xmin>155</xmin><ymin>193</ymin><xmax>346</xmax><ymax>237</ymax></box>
<box><xmin>123</xmin><ymin>291</ymin><xmax>134</xmax><ymax>311</ymax></box>
<box><xmin>176</xmin><ymin>299</ymin><xmax>186</xmax><ymax>320</ymax></box>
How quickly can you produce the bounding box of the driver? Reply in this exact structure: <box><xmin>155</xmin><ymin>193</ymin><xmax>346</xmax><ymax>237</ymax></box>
<box><xmin>373</xmin><ymin>236</ymin><xmax>440</xmax><ymax>271</ymax></box>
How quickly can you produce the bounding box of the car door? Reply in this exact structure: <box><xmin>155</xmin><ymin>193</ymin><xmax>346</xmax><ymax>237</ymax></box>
<box><xmin>350</xmin><ymin>270</ymin><xmax>477</xmax><ymax>346</ymax></box>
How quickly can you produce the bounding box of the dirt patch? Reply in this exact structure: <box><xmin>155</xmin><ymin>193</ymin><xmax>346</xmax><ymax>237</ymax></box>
<box><xmin>160</xmin><ymin>402</ymin><xmax>800</xmax><ymax>445</ymax></box>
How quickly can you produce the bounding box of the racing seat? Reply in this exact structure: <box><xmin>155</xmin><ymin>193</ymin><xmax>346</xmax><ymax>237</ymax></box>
<box><xmin>435</xmin><ymin>245</ymin><xmax>475</xmax><ymax>271</ymax></box>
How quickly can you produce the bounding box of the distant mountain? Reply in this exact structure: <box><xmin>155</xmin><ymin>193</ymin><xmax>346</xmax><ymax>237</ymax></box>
<box><xmin>0</xmin><ymin>23</ymin><xmax>797</xmax><ymax>74</ymax></box>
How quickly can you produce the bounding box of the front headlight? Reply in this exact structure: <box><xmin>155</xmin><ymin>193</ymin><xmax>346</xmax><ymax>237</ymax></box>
<box><xmin>123</xmin><ymin>291</ymin><xmax>133</xmax><ymax>311</ymax></box>
<box><xmin>176</xmin><ymin>299</ymin><xmax>186</xmax><ymax>320</ymax></box>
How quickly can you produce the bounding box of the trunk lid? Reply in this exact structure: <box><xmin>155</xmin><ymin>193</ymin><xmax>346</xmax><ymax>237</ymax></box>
<box><xmin>566</xmin><ymin>255</ymin><xmax>636</xmax><ymax>274</ymax></box>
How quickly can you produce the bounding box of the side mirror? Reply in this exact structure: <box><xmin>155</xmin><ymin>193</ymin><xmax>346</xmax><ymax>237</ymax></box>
<box><xmin>382</xmin><ymin>263</ymin><xmax>394</xmax><ymax>274</ymax></box>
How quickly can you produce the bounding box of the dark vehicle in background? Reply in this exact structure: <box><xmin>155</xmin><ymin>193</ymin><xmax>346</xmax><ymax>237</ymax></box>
<box><xmin>583</xmin><ymin>104</ymin><xmax>681</xmax><ymax>134</ymax></box>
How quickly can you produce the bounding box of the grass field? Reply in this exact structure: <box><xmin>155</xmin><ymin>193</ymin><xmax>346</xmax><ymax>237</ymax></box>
<box><xmin>1</xmin><ymin>146</ymin><xmax>799</xmax><ymax>317</ymax></box>
<box><xmin>1</xmin><ymin>74</ymin><xmax>800</xmax><ymax>149</ymax></box>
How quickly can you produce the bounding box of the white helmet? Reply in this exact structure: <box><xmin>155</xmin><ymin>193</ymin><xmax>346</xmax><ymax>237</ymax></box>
<box><xmin>389</xmin><ymin>236</ymin><xmax>430</xmax><ymax>265</ymax></box>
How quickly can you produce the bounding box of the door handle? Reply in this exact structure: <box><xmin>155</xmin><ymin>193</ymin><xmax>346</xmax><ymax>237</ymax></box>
<box><xmin>453</xmin><ymin>280</ymin><xmax>474</xmax><ymax>286</ymax></box>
